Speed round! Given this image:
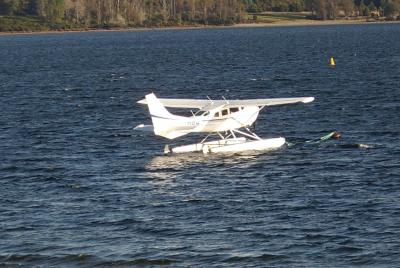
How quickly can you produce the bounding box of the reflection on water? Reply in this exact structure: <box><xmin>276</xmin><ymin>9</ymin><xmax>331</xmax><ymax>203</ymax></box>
<box><xmin>146</xmin><ymin>153</ymin><xmax>205</xmax><ymax>171</ymax></box>
<box><xmin>144</xmin><ymin>149</ymin><xmax>284</xmax><ymax>181</ymax></box>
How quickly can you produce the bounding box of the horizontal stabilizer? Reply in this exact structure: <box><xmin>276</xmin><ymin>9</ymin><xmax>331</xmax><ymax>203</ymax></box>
<box><xmin>134</xmin><ymin>124</ymin><xmax>154</xmax><ymax>132</ymax></box>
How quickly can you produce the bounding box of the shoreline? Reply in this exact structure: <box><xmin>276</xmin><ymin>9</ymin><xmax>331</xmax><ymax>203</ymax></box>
<box><xmin>234</xmin><ymin>19</ymin><xmax>400</xmax><ymax>28</ymax></box>
<box><xmin>0</xmin><ymin>19</ymin><xmax>399</xmax><ymax>36</ymax></box>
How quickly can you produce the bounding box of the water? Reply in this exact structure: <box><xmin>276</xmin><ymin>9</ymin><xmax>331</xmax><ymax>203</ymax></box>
<box><xmin>0</xmin><ymin>24</ymin><xmax>400</xmax><ymax>267</ymax></box>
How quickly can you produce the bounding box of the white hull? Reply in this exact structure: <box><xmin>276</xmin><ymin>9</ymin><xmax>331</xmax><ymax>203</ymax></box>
<box><xmin>168</xmin><ymin>138</ymin><xmax>246</xmax><ymax>153</ymax></box>
<box><xmin>203</xmin><ymin>137</ymin><xmax>285</xmax><ymax>154</ymax></box>
<box><xmin>166</xmin><ymin>137</ymin><xmax>285</xmax><ymax>154</ymax></box>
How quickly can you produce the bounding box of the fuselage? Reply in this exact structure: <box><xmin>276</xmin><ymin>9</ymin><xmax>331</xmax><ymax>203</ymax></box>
<box><xmin>151</xmin><ymin>106</ymin><xmax>260</xmax><ymax>139</ymax></box>
<box><xmin>194</xmin><ymin>106</ymin><xmax>259</xmax><ymax>132</ymax></box>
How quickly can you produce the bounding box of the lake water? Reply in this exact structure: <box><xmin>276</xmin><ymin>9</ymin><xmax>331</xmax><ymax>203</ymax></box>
<box><xmin>1</xmin><ymin>24</ymin><xmax>400</xmax><ymax>267</ymax></box>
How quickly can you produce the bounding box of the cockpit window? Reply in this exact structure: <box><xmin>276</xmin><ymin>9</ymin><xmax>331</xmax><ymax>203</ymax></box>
<box><xmin>230</xmin><ymin>107</ymin><xmax>239</xmax><ymax>113</ymax></box>
<box><xmin>221</xmin><ymin>109</ymin><xmax>229</xmax><ymax>116</ymax></box>
<box><xmin>203</xmin><ymin>111</ymin><xmax>210</xmax><ymax>116</ymax></box>
<box><xmin>214</xmin><ymin>112</ymin><xmax>220</xmax><ymax>118</ymax></box>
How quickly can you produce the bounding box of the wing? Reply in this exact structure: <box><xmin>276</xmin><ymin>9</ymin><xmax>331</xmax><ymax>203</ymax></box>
<box><xmin>137</xmin><ymin>97</ymin><xmax>314</xmax><ymax>110</ymax></box>
<box><xmin>222</xmin><ymin>97</ymin><xmax>315</xmax><ymax>107</ymax></box>
<box><xmin>137</xmin><ymin>98</ymin><xmax>210</xmax><ymax>109</ymax></box>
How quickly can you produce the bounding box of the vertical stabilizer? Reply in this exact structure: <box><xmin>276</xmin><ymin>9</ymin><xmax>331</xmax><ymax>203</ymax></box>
<box><xmin>145</xmin><ymin>93</ymin><xmax>187</xmax><ymax>139</ymax></box>
<box><xmin>145</xmin><ymin>93</ymin><xmax>174</xmax><ymax>119</ymax></box>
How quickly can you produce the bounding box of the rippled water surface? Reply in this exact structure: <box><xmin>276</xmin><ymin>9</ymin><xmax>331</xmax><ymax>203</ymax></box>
<box><xmin>1</xmin><ymin>24</ymin><xmax>400</xmax><ymax>267</ymax></box>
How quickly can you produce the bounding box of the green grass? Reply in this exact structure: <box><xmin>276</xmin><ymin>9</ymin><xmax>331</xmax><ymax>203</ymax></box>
<box><xmin>0</xmin><ymin>15</ymin><xmax>84</xmax><ymax>32</ymax></box>
<box><xmin>0</xmin><ymin>16</ymin><xmax>49</xmax><ymax>31</ymax></box>
<box><xmin>247</xmin><ymin>12</ymin><xmax>312</xmax><ymax>23</ymax></box>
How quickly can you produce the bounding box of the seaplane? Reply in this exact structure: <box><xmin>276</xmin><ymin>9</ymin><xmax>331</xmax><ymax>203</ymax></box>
<box><xmin>135</xmin><ymin>93</ymin><xmax>315</xmax><ymax>154</ymax></box>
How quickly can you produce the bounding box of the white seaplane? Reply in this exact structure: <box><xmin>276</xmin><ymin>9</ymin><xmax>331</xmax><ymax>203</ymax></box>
<box><xmin>135</xmin><ymin>93</ymin><xmax>314</xmax><ymax>154</ymax></box>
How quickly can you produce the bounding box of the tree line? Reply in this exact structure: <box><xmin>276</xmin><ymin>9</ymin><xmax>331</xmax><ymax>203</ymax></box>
<box><xmin>246</xmin><ymin>0</ymin><xmax>400</xmax><ymax>19</ymax></box>
<box><xmin>0</xmin><ymin>0</ymin><xmax>245</xmax><ymax>27</ymax></box>
<box><xmin>0</xmin><ymin>0</ymin><xmax>399</xmax><ymax>29</ymax></box>
<box><xmin>307</xmin><ymin>0</ymin><xmax>400</xmax><ymax>20</ymax></box>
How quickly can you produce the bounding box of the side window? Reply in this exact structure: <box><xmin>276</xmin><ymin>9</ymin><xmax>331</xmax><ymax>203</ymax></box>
<box><xmin>214</xmin><ymin>112</ymin><xmax>220</xmax><ymax>118</ymax></box>
<box><xmin>230</xmin><ymin>107</ymin><xmax>239</xmax><ymax>113</ymax></box>
<box><xmin>221</xmin><ymin>109</ymin><xmax>228</xmax><ymax>116</ymax></box>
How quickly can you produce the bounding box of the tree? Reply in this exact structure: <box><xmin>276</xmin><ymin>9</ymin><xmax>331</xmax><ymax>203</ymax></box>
<box><xmin>359</xmin><ymin>1</ymin><xmax>370</xmax><ymax>15</ymax></box>
<box><xmin>313</xmin><ymin>0</ymin><xmax>328</xmax><ymax>19</ymax></box>
<box><xmin>383</xmin><ymin>0</ymin><xmax>400</xmax><ymax>17</ymax></box>
<box><xmin>368</xmin><ymin>1</ymin><xmax>377</xmax><ymax>10</ymax></box>
<box><xmin>289</xmin><ymin>0</ymin><xmax>305</xmax><ymax>12</ymax></box>
<box><xmin>0</xmin><ymin>0</ymin><xmax>18</xmax><ymax>15</ymax></box>
<box><xmin>373</xmin><ymin>0</ymin><xmax>382</xmax><ymax>8</ymax></box>
<box><xmin>339</xmin><ymin>0</ymin><xmax>354</xmax><ymax>16</ymax></box>
<box><xmin>46</xmin><ymin>0</ymin><xmax>66</xmax><ymax>22</ymax></box>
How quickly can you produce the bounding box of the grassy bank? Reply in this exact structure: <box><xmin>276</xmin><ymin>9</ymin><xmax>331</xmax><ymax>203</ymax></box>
<box><xmin>0</xmin><ymin>16</ymin><xmax>50</xmax><ymax>32</ymax></box>
<box><xmin>245</xmin><ymin>12</ymin><xmax>375</xmax><ymax>25</ymax></box>
<box><xmin>0</xmin><ymin>13</ymin><xmax>397</xmax><ymax>35</ymax></box>
<box><xmin>247</xmin><ymin>12</ymin><xmax>312</xmax><ymax>23</ymax></box>
<box><xmin>0</xmin><ymin>15</ymin><xmax>90</xmax><ymax>32</ymax></box>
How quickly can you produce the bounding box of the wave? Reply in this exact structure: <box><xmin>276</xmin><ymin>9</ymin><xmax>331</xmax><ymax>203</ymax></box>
<box><xmin>333</xmin><ymin>245</ymin><xmax>364</xmax><ymax>253</ymax></box>
<box><xmin>224</xmin><ymin>253</ymin><xmax>287</xmax><ymax>263</ymax></box>
<box><xmin>1</xmin><ymin>254</ymin><xmax>178</xmax><ymax>266</ymax></box>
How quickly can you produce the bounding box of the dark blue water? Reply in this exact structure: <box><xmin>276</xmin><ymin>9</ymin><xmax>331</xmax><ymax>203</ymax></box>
<box><xmin>1</xmin><ymin>24</ymin><xmax>400</xmax><ymax>267</ymax></box>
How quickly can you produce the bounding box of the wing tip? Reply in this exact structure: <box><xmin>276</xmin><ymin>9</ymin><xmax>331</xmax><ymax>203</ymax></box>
<box><xmin>302</xmin><ymin>97</ymin><xmax>315</xmax><ymax>103</ymax></box>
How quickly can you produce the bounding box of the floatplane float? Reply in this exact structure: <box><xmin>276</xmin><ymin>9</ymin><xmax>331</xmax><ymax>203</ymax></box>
<box><xmin>135</xmin><ymin>93</ymin><xmax>314</xmax><ymax>154</ymax></box>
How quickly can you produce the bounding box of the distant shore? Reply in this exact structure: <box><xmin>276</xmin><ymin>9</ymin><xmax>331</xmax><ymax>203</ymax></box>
<box><xmin>1</xmin><ymin>19</ymin><xmax>399</xmax><ymax>36</ymax></box>
<box><xmin>234</xmin><ymin>19</ymin><xmax>400</xmax><ymax>28</ymax></box>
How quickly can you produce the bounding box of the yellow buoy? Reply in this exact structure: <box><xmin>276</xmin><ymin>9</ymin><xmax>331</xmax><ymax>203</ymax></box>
<box><xmin>330</xmin><ymin>57</ymin><xmax>336</xmax><ymax>67</ymax></box>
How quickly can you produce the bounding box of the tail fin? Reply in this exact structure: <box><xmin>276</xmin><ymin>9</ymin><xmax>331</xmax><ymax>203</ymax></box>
<box><xmin>145</xmin><ymin>93</ymin><xmax>174</xmax><ymax>119</ymax></box>
<box><xmin>145</xmin><ymin>93</ymin><xmax>186</xmax><ymax>139</ymax></box>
